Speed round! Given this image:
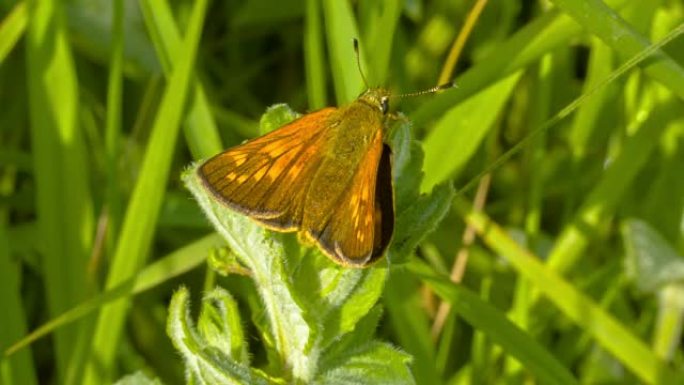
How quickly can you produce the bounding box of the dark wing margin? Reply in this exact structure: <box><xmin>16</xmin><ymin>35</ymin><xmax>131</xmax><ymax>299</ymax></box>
<box><xmin>371</xmin><ymin>144</ymin><xmax>394</xmax><ymax>263</ymax></box>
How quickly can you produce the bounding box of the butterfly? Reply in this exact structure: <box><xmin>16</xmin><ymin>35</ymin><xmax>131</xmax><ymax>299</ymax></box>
<box><xmin>199</xmin><ymin>40</ymin><xmax>451</xmax><ymax>267</ymax></box>
<box><xmin>199</xmin><ymin>87</ymin><xmax>396</xmax><ymax>267</ymax></box>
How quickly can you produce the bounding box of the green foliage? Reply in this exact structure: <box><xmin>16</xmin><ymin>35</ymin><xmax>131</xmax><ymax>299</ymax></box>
<box><xmin>2</xmin><ymin>0</ymin><xmax>684</xmax><ymax>384</ymax></box>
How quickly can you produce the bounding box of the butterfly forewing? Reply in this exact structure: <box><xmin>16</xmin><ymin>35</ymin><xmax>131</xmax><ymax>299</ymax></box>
<box><xmin>199</xmin><ymin>108</ymin><xmax>336</xmax><ymax>230</ymax></box>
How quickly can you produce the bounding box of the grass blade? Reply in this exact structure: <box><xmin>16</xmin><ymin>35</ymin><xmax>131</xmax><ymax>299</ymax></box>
<box><xmin>83</xmin><ymin>0</ymin><xmax>209</xmax><ymax>382</ymax></box>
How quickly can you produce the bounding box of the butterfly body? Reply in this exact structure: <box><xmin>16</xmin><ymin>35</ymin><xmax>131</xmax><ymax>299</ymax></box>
<box><xmin>200</xmin><ymin>88</ymin><xmax>394</xmax><ymax>267</ymax></box>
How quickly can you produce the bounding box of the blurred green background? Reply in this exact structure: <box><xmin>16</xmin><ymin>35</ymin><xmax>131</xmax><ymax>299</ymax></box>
<box><xmin>1</xmin><ymin>0</ymin><xmax>684</xmax><ymax>384</ymax></box>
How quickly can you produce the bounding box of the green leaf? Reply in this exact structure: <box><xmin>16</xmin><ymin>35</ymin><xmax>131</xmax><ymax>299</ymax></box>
<box><xmin>421</xmin><ymin>71</ymin><xmax>523</xmax><ymax>192</ymax></box>
<box><xmin>315</xmin><ymin>341</ymin><xmax>414</xmax><ymax>385</ymax></box>
<box><xmin>167</xmin><ymin>287</ymin><xmax>272</xmax><ymax>385</ymax></box>
<box><xmin>390</xmin><ymin>183</ymin><xmax>454</xmax><ymax>265</ymax></box>
<box><xmin>622</xmin><ymin>219</ymin><xmax>684</xmax><ymax>293</ymax></box>
<box><xmin>139</xmin><ymin>0</ymin><xmax>224</xmax><ymax>159</ymax></box>
<box><xmin>198</xmin><ymin>288</ymin><xmax>249</xmax><ymax>365</ymax></box>
<box><xmin>304</xmin><ymin>0</ymin><xmax>328</xmax><ymax>109</ymax></box>
<box><xmin>0</xmin><ymin>2</ymin><xmax>27</xmax><ymax>66</ymax></box>
<box><xmin>389</xmin><ymin>118</ymin><xmax>423</xmax><ymax>212</ymax></box>
<box><xmin>387</xmin><ymin>118</ymin><xmax>456</xmax><ymax>265</ymax></box>
<box><xmin>320</xmin><ymin>305</ymin><xmax>384</xmax><ymax>360</ymax></box>
<box><xmin>309</xmin><ymin>265</ymin><xmax>387</xmax><ymax>349</ymax></box>
<box><xmin>322</xmin><ymin>0</ymin><xmax>363</xmax><ymax>103</ymax></box>
<box><xmin>357</xmin><ymin>0</ymin><xmax>401</xmax><ymax>84</ymax></box>
<box><xmin>259</xmin><ymin>104</ymin><xmax>301</xmax><ymax>135</ymax></box>
<box><xmin>26</xmin><ymin>0</ymin><xmax>94</xmax><ymax>380</ymax></box>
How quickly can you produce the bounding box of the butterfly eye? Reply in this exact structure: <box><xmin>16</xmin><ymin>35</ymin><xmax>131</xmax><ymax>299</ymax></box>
<box><xmin>380</xmin><ymin>96</ymin><xmax>389</xmax><ymax>114</ymax></box>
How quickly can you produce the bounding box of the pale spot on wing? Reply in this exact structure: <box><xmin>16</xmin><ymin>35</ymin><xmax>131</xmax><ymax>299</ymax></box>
<box><xmin>252</xmin><ymin>164</ymin><xmax>269</xmax><ymax>182</ymax></box>
<box><xmin>262</xmin><ymin>140</ymin><xmax>292</xmax><ymax>158</ymax></box>
<box><xmin>237</xmin><ymin>175</ymin><xmax>248</xmax><ymax>184</ymax></box>
<box><xmin>226</xmin><ymin>172</ymin><xmax>237</xmax><ymax>181</ymax></box>
<box><xmin>266</xmin><ymin>163</ymin><xmax>283</xmax><ymax>181</ymax></box>
<box><xmin>226</xmin><ymin>153</ymin><xmax>248</xmax><ymax>167</ymax></box>
<box><xmin>266</xmin><ymin>146</ymin><xmax>302</xmax><ymax>181</ymax></box>
<box><xmin>288</xmin><ymin>162</ymin><xmax>304</xmax><ymax>179</ymax></box>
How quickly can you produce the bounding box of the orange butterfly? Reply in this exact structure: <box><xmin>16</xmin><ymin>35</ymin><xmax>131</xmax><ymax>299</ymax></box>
<box><xmin>199</xmin><ymin>41</ymin><xmax>451</xmax><ymax>267</ymax></box>
<box><xmin>200</xmin><ymin>88</ymin><xmax>395</xmax><ymax>267</ymax></box>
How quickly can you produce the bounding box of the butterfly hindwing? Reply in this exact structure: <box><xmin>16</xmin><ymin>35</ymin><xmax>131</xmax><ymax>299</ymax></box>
<box><xmin>309</xmin><ymin>131</ymin><xmax>394</xmax><ymax>266</ymax></box>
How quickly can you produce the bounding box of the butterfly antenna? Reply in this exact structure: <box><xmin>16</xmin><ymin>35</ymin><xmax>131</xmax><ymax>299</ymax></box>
<box><xmin>392</xmin><ymin>82</ymin><xmax>456</xmax><ymax>99</ymax></box>
<box><xmin>353</xmin><ymin>38</ymin><xmax>370</xmax><ymax>89</ymax></box>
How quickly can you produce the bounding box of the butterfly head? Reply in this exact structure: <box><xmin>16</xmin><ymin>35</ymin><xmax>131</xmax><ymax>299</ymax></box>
<box><xmin>359</xmin><ymin>88</ymin><xmax>391</xmax><ymax>115</ymax></box>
